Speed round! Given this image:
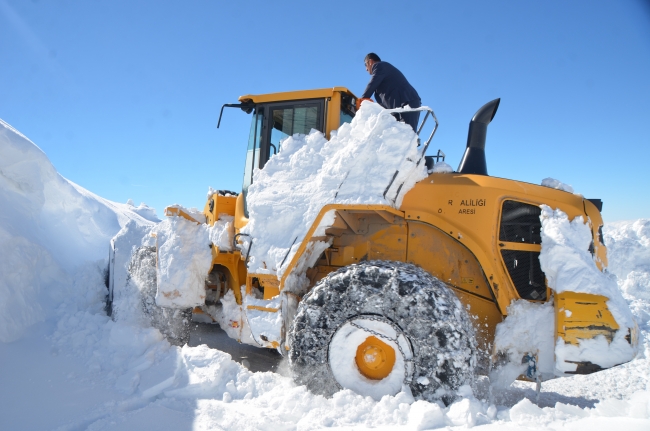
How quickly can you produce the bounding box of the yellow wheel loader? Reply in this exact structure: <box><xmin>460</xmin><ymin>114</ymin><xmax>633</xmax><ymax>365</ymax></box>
<box><xmin>112</xmin><ymin>87</ymin><xmax>638</xmax><ymax>402</ymax></box>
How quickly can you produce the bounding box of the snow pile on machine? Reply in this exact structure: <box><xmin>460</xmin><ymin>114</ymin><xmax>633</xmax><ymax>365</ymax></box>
<box><xmin>110</xmin><ymin>205</ymin><xmax>235</xmax><ymax>316</ymax></box>
<box><xmin>539</xmin><ymin>205</ymin><xmax>637</xmax><ymax>370</ymax></box>
<box><xmin>604</xmin><ymin>219</ymin><xmax>650</xmax><ymax>324</ymax></box>
<box><xmin>491</xmin><ymin>204</ymin><xmax>639</xmax><ymax>387</ymax></box>
<box><xmin>153</xmin><ymin>217</ymin><xmax>213</xmax><ymax>308</ymax></box>
<box><xmin>241</xmin><ymin>102</ymin><xmax>428</xmax><ymax>278</ymax></box>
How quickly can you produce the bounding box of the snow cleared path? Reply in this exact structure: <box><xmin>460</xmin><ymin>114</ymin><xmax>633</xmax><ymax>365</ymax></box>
<box><xmin>1</xmin><ymin>117</ymin><xmax>649</xmax><ymax>430</ymax></box>
<box><xmin>188</xmin><ymin>323</ymin><xmax>283</xmax><ymax>374</ymax></box>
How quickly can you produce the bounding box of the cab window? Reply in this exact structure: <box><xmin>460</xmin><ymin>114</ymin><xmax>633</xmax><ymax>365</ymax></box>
<box><xmin>242</xmin><ymin>107</ymin><xmax>264</xmax><ymax>211</ymax></box>
<box><xmin>340</xmin><ymin>93</ymin><xmax>356</xmax><ymax>126</ymax></box>
<box><xmin>269</xmin><ymin>103</ymin><xmax>321</xmax><ymax>155</ymax></box>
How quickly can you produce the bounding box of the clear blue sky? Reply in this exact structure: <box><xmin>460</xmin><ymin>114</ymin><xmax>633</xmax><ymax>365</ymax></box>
<box><xmin>1</xmin><ymin>0</ymin><xmax>649</xmax><ymax>222</ymax></box>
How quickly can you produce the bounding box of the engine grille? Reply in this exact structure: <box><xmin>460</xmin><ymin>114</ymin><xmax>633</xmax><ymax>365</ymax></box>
<box><xmin>499</xmin><ymin>200</ymin><xmax>542</xmax><ymax>244</ymax></box>
<box><xmin>500</xmin><ymin>250</ymin><xmax>547</xmax><ymax>300</ymax></box>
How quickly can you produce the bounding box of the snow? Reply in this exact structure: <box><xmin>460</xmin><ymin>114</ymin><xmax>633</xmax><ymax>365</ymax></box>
<box><xmin>538</xmin><ymin>205</ymin><xmax>638</xmax><ymax>370</ymax></box>
<box><xmin>1</xmin><ymin>116</ymin><xmax>649</xmax><ymax>430</ymax></box>
<box><xmin>0</xmin><ymin>119</ymin><xmax>157</xmax><ymax>342</ymax></box>
<box><xmin>112</xmin><ymin>204</ymin><xmax>234</xmax><ymax>311</ymax></box>
<box><xmin>541</xmin><ymin>177</ymin><xmax>574</xmax><ymax>193</ymax></box>
<box><xmin>491</xmin><ymin>206</ymin><xmax>640</xmax><ymax>384</ymax></box>
<box><xmin>153</xmin><ymin>216</ymin><xmax>213</xmax><ymax>308</ymax></box>
<box><xmin>244</xmin><ymin>295</ymin><xmax>283</xmax><ymax>346</ymax></box>
<box><xmin>539</xmin><ymin>206</ymin><xmax>630</xmax><ymax>311</ymax></box>
<box><xmin>212</xmin><ymin>286</ymin><xmax>246</xmax><ymax>341</ymax></box>
<box><xmin>108</xmin><ymin>220</ymin><xmax>155</xmax><ymax>323</ymax></box>
<box><xmin>431</xmin><ymin>161</ymin><xmax>453</xmax><ymax>173</ymax></box>
<box><xmin>241</xmin><ymin>102</ymin><xmax>428</xmax><ymax>279</ymax></box>
<box><xmin>491</xmin><ymin>300</ymin><xmax>556</xmax><ymax>385</ymax></box>
<box><xmin>208</xmin><ymin>213</ymin><xmax>235</xmax><ymax>252</ymax></box>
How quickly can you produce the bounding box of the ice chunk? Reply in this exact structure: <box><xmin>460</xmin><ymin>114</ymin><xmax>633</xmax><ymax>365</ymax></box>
<box><xmin>407</xmin><ymin>400</ymin><xmax>445</xmax><ymax>430</ymax></box>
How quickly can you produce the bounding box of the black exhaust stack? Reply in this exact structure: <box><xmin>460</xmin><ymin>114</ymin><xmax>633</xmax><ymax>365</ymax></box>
<box><xmin>457</xmin><ymin>98</ymin><xmax>501</xmax><ymax>175</ymax></box>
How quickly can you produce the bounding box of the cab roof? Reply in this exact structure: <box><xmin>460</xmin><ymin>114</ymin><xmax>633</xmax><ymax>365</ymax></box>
<box><xmin>238</xmin><ymin>87</ymin><xmax>356</xmax><ymax>104</ymax></box>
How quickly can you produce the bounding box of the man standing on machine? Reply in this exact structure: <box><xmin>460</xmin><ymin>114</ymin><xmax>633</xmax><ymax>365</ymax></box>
<box><xmin>359</xmin><ymin>53</ymin><xmax>422</xmax><ymax>132</ymax></box>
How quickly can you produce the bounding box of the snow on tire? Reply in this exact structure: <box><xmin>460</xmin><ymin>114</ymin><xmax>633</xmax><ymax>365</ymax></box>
<box><xmin>288</xmin><ymin>260</ymin><xmax>477</xmax><ymax>403</ymax></box>
<box><xmin>127</xmin><ymin>246</ymin><xmax>191</xmax><ymax>346</ymax></box>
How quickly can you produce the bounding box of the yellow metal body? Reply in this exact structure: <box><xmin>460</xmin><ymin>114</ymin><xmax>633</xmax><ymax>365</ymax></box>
<box><xmin>202</xmin><ymin>193</ymin><xmax>248</xmax><ymax>304</ymax></box>
<box><xmin>555</xmin><ymin>291</ymin><xmax>619</xmax><ymax>345</ymax></box>
<box><xmin>204</xmin><ymin>194</ymin><xmax>237</xmax><ymax>226</ymax></box>
<box><xmin>244</xmin><ymin>173</ymin><xmax>615</xmax><ymax>358</ymax></box>
<box><xmin>164</xmin><ymin>206</ymin><xmax>202</xmax><ymax>223</ymax></box>
<box><xmin>161</xmin><ymin>87</ymin><xmax>632</xmax><ymax>376</ymax></box>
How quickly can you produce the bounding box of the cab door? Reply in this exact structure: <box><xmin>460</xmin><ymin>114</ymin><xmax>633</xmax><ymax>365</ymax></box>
<box><xmin>241</xmin><ymin>99</ymin><xmax>325</xmax><ymax>216</ymax></box>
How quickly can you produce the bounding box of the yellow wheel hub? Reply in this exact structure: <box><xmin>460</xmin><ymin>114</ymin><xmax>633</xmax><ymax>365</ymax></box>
<box><xmin>355</xmin><ymin>335</ymin><xmax>396</xmax><ymax>380</ymax></box>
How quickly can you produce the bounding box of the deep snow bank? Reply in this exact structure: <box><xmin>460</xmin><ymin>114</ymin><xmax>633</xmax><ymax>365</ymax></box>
<box><xmin>0</xmin><ymin>118</ymin><xmax>158</xmax><ymax>342</ymax></box>
<box><xmin>604</xmin><ymin>219</ymin><xmax>650</xmax><ymax>327</ymax></box>
<box><xmin>241</xmin><ymin>102</ymin><xmax>428</xmax><ymax>278</ymax></box>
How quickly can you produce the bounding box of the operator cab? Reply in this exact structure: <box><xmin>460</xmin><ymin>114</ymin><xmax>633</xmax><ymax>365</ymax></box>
<box><xmin>218</xmin><ymin>87</ymin><xmax>357</xmax><ymax>215</ymax></box>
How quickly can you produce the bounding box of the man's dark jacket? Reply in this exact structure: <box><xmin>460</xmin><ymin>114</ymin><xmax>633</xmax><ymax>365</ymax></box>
<box><xmin>361</xmin><ymin>61</ymin><xmax>421</xmax><ymax>109</ymax></box>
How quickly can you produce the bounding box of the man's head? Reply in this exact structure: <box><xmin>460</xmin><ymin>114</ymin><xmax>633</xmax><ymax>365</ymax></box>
<box><xmin>364</xmin><ymin>53</ymin><xmax>381</xmax><ymax>74</ymax></box>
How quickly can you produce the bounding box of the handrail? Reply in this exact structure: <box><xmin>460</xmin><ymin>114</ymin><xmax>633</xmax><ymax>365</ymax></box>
<box><xmin>233</xmin><ymin>233</ymin><xmax>253</xmax><ymax>262</ymax></box>
<box><xmin>384</xmin><ymin>105</ymin><xmax>439</xmax><ymax>166</ymax></box>
<box><xmin>381</xmin><ymin>106</ymin><xmax>439</xmax><ymax>204</ymax></box>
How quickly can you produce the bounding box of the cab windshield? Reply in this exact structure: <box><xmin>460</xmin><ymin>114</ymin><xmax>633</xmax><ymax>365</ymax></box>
<box><xmin>241</xmin><ymin>97</ymin><xmax>354</xmax><ymax>216</ymax></box>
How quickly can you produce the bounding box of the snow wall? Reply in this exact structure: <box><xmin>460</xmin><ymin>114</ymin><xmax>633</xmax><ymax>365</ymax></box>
<box><xmin>0</xmin><ymin>119</ymin><xmax>158</xmax><ymax>342</ymax></box>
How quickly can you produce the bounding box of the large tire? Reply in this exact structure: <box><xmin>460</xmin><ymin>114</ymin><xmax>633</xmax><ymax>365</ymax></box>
<box><xmin>288</xmin><ymin>261</ymin><xmax>476</xmax><ymax>403</ymax></box>
<box><xmin>127</xmin><ymin>246</ymin><xmax>191</xmax><ymax>346</ymax></box>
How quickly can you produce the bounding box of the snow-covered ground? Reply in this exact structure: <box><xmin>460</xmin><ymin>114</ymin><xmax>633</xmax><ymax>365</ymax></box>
<box><xmin>1</xmin><ymin>116</ymin><xmax>649</xmax><ymax>430</ymax></box>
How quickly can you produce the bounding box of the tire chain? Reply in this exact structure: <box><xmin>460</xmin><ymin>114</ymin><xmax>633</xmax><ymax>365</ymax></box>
<box><xmin>303</xmin><ymin>262</ymin><xmax>472</xmax><ymax>397</ymax></box>
<box><xmin>323</xmin><ymin>264</ymin><xmax>419</xmax><ymax>389</ymax></box>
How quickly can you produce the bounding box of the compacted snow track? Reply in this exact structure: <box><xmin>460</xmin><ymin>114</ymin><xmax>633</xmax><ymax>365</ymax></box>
<box><xmin>189</xmin><ymin>323</ymin><xmax>283</xmax><ymax>373</ymax></box>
